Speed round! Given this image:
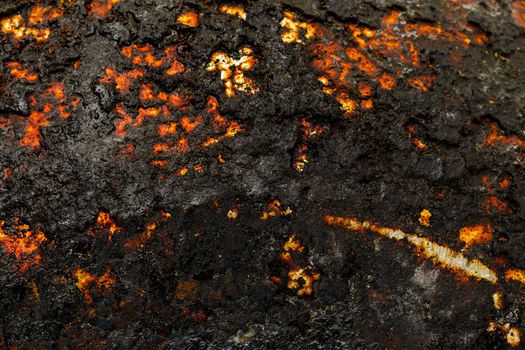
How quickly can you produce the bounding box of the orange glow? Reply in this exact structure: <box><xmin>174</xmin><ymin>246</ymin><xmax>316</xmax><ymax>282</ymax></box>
<box><xmin>151</xmin><ymin>160</ymin><xmax>168</xmax><ymax>167</ymax></box>
<box><xmin>407</xmin><ymin>75</ymin><xmax>436</xmax><ymax>92</ymax></box>
<box><xmin>19</xmin><ymin>111</ymin><xmax>50</xmax><ymax>148</ymax></box>
<box><xmin>505</xmin><ymin>269</ymin><xmax>525</xmax><ymax>286</ymax></box>
<box><xmin>177</xmin><ymin>12</ymin><xmax>199</xmax><ymax>27</ymax></box>
<box><xmin>1</xmin><ymin>3</ymin><xmax>66</xmax><ymax>42</ymax></box>
<box><xmin>219</xmin><ymin>5</ymin><xmax>247</xmax><ymax>20</ymax></box>
<box><xmin>125</xmin><ymin>221</ymin><xmax>158</xmax><ymax>249</ymax></box>
<box><xmin>419</xmin><ymin>209</ymin><xmax>431</xmax><ymax>227</ymax></box>
<box><xmin>157</xmin><ymin>122</ymin><xmax>177</xmax><ymax>137</ymax></box>
<box><xmin>458</xmin><ymin>223</ymin><xmax>492</xmax><ymax>248</ymax></box>
<box><xmin>88</xmin><ymin>0</ymin><xmax>121</xmax><ymax>18</ymax></box>
<box><xmin>18</xmin><ymin>83</ymin><xmax>80</xmax><ymax>148</ymax></box>
<box><xmin>485</xmin><ymin>122</ymin><xmax>525</xmax><ymax>150</ymax></box>
<box><xmin>499</xmin><ymin>178</ymin><xmax>511</xmax><ymax>189</ymax></box>
<box><xmin>207</xmin><ymin>47</ymin><xmax>259</xmax><ymax>97</ymax></box>
<box><xmin>484</xmin><ymin>196</ymin><xmax>512</xmax><ymax>215</ymax></box>
<box><xmin>0</xmin><ymin>220</ymin><xmax>47</xmax><ymax>272</ymax></box>
<box><xmin>180</xmin><ymin>116</ymin><xmax>202</xmax><ymax>133</ymax></box>
<box><xmin>94</xmin><ymin>211</ymin><xmax>121</xmax><ymax>242</ymax></box>
<box><xmin>100</xmin><ymin>67</ymin><xmax>145</xmax><ymax>91</ymax></box>
<box><xmin>282</xmin><ymin>10</ymin><xmax>487</xmax><ymax>117</ymax></box>
<box><xmin>73</xmin><ymin>268</ymin><xmax>116</xmax><ymax>304</ymax></box>
<box><xmin>177</xmin><ymin>167</ymin><xmax>188</xmax><ymax>176</ymax></box>
<box><xmin>325</xmin><ymin>214</ymin><xmax>498</xmax><ymax>284</ymax></box>
<box><xmin>193</xmin><ymin>164</ymin><xmax>204</xmax><ymax>173</ymax></box>
<box><xmin>336</xmin><ymin>93</ymin><xmax>358</xmax><ymax>115</ymax></box>
<box><xmin>413</xmin><ymin>138</ymin><xmax>427</xmax><ymax>149</ymax></box>
<box><xmin>260</xmin><ymin>199</ymin><xmax>292</xmax><ymax>220</ymax></box>
<box><xmin>512</xmin><ymin>1</ymin><xmax>525</xmax><ymax>28</ymax></box>
<box><xmin>377</xmin><ymin>73</ymin><xmax>395</xmax><ymax>90</ymax></box>
<box><xmin>7</xmin><ymin>62</ymin><xmax>38</xmax><ymax>81</ymax></box>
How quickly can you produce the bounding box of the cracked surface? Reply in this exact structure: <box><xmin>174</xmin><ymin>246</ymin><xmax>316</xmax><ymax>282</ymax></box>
<box><xmin>0</xmin><ymin>0</ymin><xmax>524</xmax><ymax>349</ymax></box>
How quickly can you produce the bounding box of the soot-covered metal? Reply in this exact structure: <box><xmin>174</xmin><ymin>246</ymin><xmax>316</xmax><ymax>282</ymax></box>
<box><xmin>0</xmin><ymin>0</ymin><xmax>524</xmax><ymax>349</ymax></box>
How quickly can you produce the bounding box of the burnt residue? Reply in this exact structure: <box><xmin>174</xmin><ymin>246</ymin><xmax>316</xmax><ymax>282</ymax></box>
<box><xmin>0</xmin><ymin>0</ymin><xmax>524</xmax><ymax>349</ymax></box>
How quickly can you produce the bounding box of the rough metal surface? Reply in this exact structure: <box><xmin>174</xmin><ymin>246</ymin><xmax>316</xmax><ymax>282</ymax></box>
<box><xmin>0</xmin><ymin>0</ymin><xmax>524</xmax><ymax>349</ymax></box>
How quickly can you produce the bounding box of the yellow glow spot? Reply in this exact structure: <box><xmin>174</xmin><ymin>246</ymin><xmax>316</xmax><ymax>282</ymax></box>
<box><xmin>280</xmin><ymin>11</ymin><xmax>321</xmax><ymax>44</ymax></box>
<box><xmin>492</xmin><ymin>291</ymin><xmax>504</xmax><ymax>310</ymax></box>
<box><xmin>207</xmin><ymin>48</ymin><xmax>259</xmax><ymax>97</ymax></box>
<box><xmin>419</xmin><ymin>209</ymin><xmax>431</xmax><ymax>227</ymax></box>
<box><xmin>219</xmin><ymin>5</ymin><xmax>247</xmax><ymax>20</ymax></box>
<box><xmin>488</xmin><ymin>322</ymin><xmax>522</xmax><ymax>348</ymax></box>
<box><xmin>227</xmin><ymin>208</ymin><xmax>239</xmax><ymax>220</ymax></box>
<box><xmin>73</xmin><ymin>268</ymin><xmax>116</xmax><ymax>304</ymax></box>
<box><xmin>505</xmin><ymin>269</ymin><xmax>525</xmax><ymax>286</ymax></box>
<box><xmin>177</xmin><ymin>12</ymin><xmax>199</xmax><ymax>27</ymax></box>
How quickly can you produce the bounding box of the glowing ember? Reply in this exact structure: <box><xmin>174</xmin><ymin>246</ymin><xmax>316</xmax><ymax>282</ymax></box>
<box><xmin>0</xmin><ymin>220</ymin><xmax>47</xmax><ymax>272</ymax></box>
<box><xmin>260</xmin><ymin>199</ymin><xmax>292</xmax><ymax>220</ymax></box>
<box><xmin>458</xmin><ymin>223</ymin><xmax>492</xmax><ymax>249</ymax></box>
<box><xmin>125</xmin><ymin>221</ymin><xmax>158</xmax><ymax>249</ymax></box>
<box><xmin>227</xmin><ymin>208</ymin><xmax>239</xmax><ymax>220</ymax></box>
<box><xmin>1</xmin><ymin>3</ymin><xmax>66</xmax><ymax>42</ymax></box>
<box><xmin>484</xmin><ymin>121</ymin><xmax>525</xmax><ymax>151</ymax></box>
<box><xmin>325</xmin><ymin>215</ymin><xmax>498</xmax><ymax>284</ymax></box>
<box><xmin>484</xmin><ymin>196</ymin><xmax>512</xmax><ymax>215</ymax></box>
<box><xmin>272</xmin><ymin>233</ymin><xmax>320</xmax><ymax>297</ymax></box>
<box><xmin>88</xmin><ymin>211</ymin><xmax>121</xmax><ymax>242</ymax></box>
<box><xmin>88</xmin><ymin>0</ymin><xmax>121</xmax><ymax>18</ymax></box>
<box><xmin>505</xmin><ymin>269</ymin><xmax>525</xmax><ymax>286</ymax></box>
<box><xmin>207</xmin><ymin>47</ymin><xmax>259</xmax><ymax>97</ymax></box>
<box><xmin>121</xmin><ymin>44</ymin><xmax>185</xmax><ymax>76</ymax></box>
<box><xmin>177</xmin><ymin>12</ymin><xmax>199</xmax><ymax>27</ymax></box>
<box><xmin>282</xmin><ymin>10</ymin><xmax>487</xmax><ymax>116</ymax></box>
<box><xmin>219</xmin><ymin>5</ymin><xmax>247</xmax><ymax>20</ymax></box>
<box><xmin>7</xmin><ymin>62</ymin><xmax>38</xmax><ymax>81</ymax></box>
<box><xmin>294</xmin><ymin>118</ymin><xmax>325</xmax><ymax>172</ymax></box>
<box><xmin>492</xmin><ymin>291</ymin><xmax>504</xmax><ymax>310</ymax></box>
<box><xmin>287</xmin><ymin>266</ymin><xmax>320</xmax><ymax>297</ymax></box>
<box><xmin>73</xmin><ymin>267</ymin><xmax>116</xmax><ymax>304</ymax></box>
<box><xmin>16</xmin><ymin>83</ymin><xmax>81</xmax><ymax>149</ymax></box>
<box><xmin>100</xmin><ymin>67</ymin><xmax>145</xmax><ymax>91</ymax></box>
<box><xmin>487</xmin><ymin>322</ymin><xmax>522</xmax><ymax>348</ymax></box>
<box><xmin>419</xmin><ymin>209</ymin><xmax>432</xmax><ymax>227</ymax></box>
<box><xmin>280</xmin><ymin>11</ymin><xmax>322</xmax><ymax>44</ymax></box>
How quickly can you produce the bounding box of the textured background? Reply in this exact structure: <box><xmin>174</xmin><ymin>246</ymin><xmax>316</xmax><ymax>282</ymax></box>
<box><xmin>0</xmin><ymin>0</ymin><xmax>524</xmax><ymax>349</ymax></box>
